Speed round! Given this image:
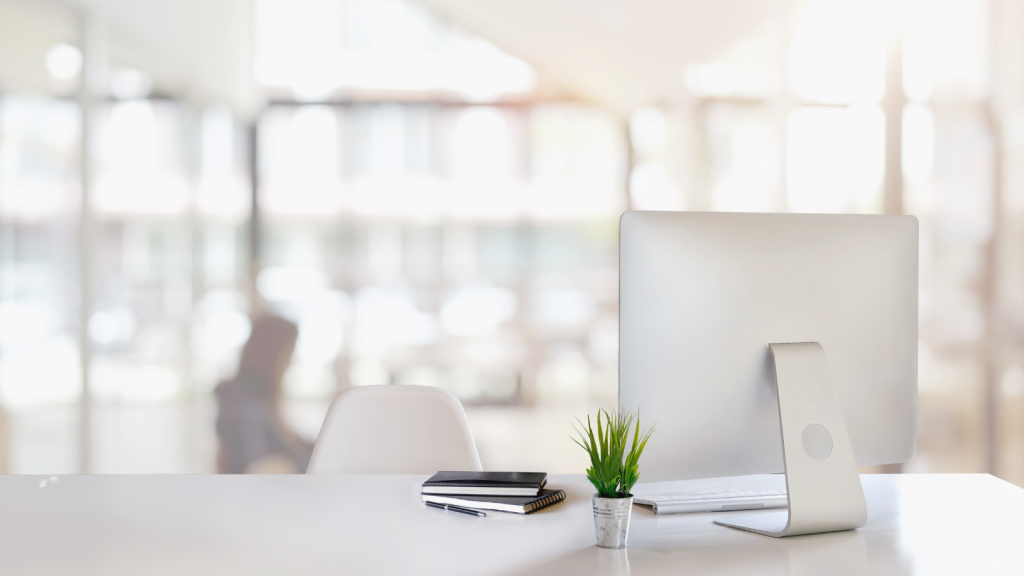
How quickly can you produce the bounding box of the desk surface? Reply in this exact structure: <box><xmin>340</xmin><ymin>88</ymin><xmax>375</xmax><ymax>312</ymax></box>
<box><xmin>2</xmin><ymin>473</ymin><xmax>1021</xmax><ymax>575</ymax></box>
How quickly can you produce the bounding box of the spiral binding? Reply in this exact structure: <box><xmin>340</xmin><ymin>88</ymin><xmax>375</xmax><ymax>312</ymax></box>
<box><xmin>526</xmin><ymin>490</ymin><xmax>566</xmax><ymax>513</ymax></box>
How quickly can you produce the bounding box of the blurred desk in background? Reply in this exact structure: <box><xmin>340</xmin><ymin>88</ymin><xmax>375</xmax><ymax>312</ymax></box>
<box><xmin>0</xmin><ymin>473</ymin><xmax>1021</xmax><ymax>575</ymax></box>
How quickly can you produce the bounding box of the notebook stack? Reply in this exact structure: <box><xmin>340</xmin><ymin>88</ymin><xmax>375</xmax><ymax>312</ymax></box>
<box><xmin>421</xmin><ymin>471</ymin><xmax>566</xmax><ymax>515</ymax></box>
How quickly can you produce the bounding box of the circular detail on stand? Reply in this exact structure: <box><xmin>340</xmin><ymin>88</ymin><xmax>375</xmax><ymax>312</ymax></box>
<box><xmin>801</xmin><ymin>423</ymin><xmax>833</xmax><ymax>461</ymax></box>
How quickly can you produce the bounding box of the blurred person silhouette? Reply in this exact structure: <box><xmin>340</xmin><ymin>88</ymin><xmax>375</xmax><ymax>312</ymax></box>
<box><xmin>215</xmin><ymin>315</ymin><xmax>313</xmax><ymax>474</ymax></box>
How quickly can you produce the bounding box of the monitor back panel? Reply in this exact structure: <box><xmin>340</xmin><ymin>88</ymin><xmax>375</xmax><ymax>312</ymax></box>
<box><xmin>619</xmin><ymin>212</ymin><xmax>917</xmax><ymax>481</ymax></box>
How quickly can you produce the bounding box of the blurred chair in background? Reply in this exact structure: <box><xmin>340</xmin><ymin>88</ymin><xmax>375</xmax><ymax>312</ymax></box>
<box><xmin>215</xmin><ymin>316</ymin><xmax>312</xmax><ymax>474</ymax></box>
<box><xmin>307</xmin><ymin>385</ymin><xmax>482</xmax><ymax>474</ymax></box>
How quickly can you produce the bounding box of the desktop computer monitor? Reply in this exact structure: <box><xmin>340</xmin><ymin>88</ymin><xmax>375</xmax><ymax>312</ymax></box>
<box><xmin>619</xmin><ymin>211</ymin><xmax>917</xmax><ymax>483</ymax></box>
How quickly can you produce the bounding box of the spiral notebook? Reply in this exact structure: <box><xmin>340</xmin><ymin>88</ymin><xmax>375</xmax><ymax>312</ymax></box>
<box><xmin>421</xmin><ymin>489</ymin><xmax>566</xmax><ymax>515</ymax></box>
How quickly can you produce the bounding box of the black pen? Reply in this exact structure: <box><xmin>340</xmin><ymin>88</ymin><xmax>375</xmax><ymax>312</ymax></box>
<box><xmin>426</xmin><ymin>501</ymin><xmax>486</xmax><ymax>517</ymax></box>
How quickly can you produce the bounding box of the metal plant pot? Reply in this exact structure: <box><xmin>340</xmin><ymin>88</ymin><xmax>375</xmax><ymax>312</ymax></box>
<box><xmin>592</xmin><ymin>494</ymin><xmax>633</xmax><ymax>548</ymax></box>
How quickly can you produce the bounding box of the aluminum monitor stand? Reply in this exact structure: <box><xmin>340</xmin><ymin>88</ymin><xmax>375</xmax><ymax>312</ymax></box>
<box><xmin>715</xmin><ymin>342</ymin><xmax>868</xmax><ymax>537</ymax></box>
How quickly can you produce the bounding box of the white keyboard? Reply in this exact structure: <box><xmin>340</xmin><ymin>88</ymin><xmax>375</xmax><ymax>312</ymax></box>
<box><xmin>634</xmin><ymin>490</ymin><xmax>788</xmax><ymax>515</ymax></box>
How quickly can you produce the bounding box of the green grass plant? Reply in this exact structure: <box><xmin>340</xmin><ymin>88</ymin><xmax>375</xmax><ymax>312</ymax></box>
<box><xmin>571</xmin><ymin>408</ymin><xmax>654</xmax><ymax>498</ymax></box>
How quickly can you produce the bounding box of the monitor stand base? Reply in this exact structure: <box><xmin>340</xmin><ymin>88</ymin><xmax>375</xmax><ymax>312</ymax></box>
<box><xmin>715</xmin><ymin>342</ymin><xmax>868</xmax><ymax>537</ymax></box>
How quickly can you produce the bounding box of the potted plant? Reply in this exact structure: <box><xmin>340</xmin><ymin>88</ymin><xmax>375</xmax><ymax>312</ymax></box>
<box><xmin>571</xmin><ymin>409</ymin><xmax>654</xmax><ymax>548</ymax></box>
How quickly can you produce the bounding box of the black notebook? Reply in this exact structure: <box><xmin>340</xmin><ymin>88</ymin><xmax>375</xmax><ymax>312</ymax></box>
<box><xmin>422</xmin><ymin>489</ymin><xmax>566</xmax><ymax>515</ymax></box>
<box><xmin>421</xmin><ymin>471</ymin><xmax>547</xmax><ymax>496</ymax></box>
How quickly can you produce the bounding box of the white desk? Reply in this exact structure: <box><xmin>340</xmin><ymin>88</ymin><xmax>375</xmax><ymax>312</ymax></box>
<box><xmin>3</xmin><ymin>473</ymin><xmax>1022</xmax><ymax>575</ymax></box>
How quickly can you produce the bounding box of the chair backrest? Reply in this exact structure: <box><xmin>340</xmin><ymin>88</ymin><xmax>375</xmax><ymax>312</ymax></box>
<box><xmin>306</xmin><ymin>385</ymin><xmax>483</xmax><ymax>474</ymax></box>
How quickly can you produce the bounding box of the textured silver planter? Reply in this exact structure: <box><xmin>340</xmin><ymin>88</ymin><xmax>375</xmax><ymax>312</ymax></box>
<box><xmin>592</xmin><ymin>494</ymin><xmax>633</xmax><ymax>548</ymax></box>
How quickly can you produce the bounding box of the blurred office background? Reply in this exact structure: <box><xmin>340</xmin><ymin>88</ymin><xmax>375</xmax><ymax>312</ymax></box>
<box><xmin>0</xmin><ymin>0</ymin><xmax>1021</xmax><ymax>483</ymax></box>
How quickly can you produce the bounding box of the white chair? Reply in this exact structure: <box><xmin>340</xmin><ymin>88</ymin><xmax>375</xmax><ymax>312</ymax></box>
<box><xmin>306</xmin><ymin>385</ymin><xmax>483</xmax><ymax>474</ymax></box>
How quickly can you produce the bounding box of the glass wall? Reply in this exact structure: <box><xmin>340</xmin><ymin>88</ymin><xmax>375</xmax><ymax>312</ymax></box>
<box><xmin>0</xmin><ymin>95</ymin><xmax>81</xmax><ymax>473</ymax></box>
<box><xmin>86</xmin><ymin>100</ymin><xmax>250</xmax><ymax>472</ymax></box>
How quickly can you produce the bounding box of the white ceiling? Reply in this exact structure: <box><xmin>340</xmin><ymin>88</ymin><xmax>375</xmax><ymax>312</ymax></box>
<box><xmin>416</xmin><ymin>0</ymin><xmax>792</xmax><ymax>112</ymax></box>
<box><xmin>58</xmin><ymin>0</ymin><xmax>258</xmax><ymax>113</ymax></box>
<box><xmin>4</xmin><ymin>0</ymin><xmax>791</xmax><ymax>116</ymax></box>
